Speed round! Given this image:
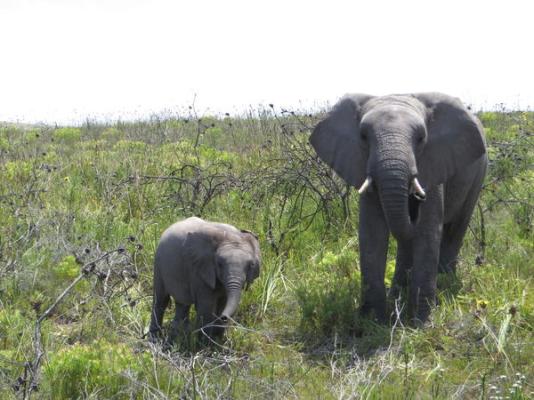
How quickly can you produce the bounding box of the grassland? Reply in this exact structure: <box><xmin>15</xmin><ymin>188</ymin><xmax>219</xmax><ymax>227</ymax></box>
<box><xmin>0</xmin><ymin>107</ymin><xmax>532</xmax><ymax>399</ymax></box>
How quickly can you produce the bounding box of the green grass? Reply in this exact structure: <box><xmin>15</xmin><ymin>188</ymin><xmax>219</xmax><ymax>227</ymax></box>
<box><xmin>0</xmin><ymin>109</ymin><xmax>532</xmax><ymax>399</ymax></box>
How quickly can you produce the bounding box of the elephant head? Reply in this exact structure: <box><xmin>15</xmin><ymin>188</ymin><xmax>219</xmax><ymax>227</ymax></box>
<box><xmin>310</xmin><ymin>93</ymin><xmax>486</xmax><ymax>241</ymax></box>
<box><xmin>191</xmin><ymin>227</ymin><xmax>261</xmax><ymax>322</ymax></box>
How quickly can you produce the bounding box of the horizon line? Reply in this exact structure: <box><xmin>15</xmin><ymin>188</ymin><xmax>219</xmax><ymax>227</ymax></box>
<box><xmin>1</xmin><ymin>99</ymin><xmax>532</xmax><ymax>127</ymax></box>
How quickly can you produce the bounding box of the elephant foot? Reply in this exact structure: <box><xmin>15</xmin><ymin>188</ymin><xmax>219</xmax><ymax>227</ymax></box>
<box><xmin>387</xmin><ymin>283</ymin><xmax>408</xmax><ymax>302</ymax></box>
<box><xmin>407</xmin><ymin>296</ymin><xmax>435</xmax><ymax>327</ymax></box>
<box><xmin>147</xmin><ymin>328</ymin><xmax>164</xmax><ymax>344</ymax></box>
<box><xmin>437</xmin><ymin>259</ymin><xmax>457</xmax><ymax>274</ymax></box>
<box><xmin>436</xmin><ymin>271</ymin><xmax>462</xmax><ymax>295</ymax></box>
<box><xmin>410</xmin><ymin>315</ymin><xmax>433</xmax><ymax>329</ymax></box>
<box><xmin>359</xmin><ymin>303</ymin><xmax>387</xmax><ymax>324</ymax></box>
<box><xmin>204</xmin><ymin>327</ymin><xmax>227</xmax><ymax>343</ymax></box>
<box><xmin>437</xmin><ymin>266</ymin><xmax>455</xmax><ymax>275</ymax></box>
<box><xmin>195</xmin><ymin>321</ymin><xmax>226</xmax><ymax>345</ymax></box>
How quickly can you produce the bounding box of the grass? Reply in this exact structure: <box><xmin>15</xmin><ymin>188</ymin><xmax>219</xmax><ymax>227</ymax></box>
<box><xmin>0</xmin><ymin>108</ymin><xmax>532</xmax><ymax>399</ymax></box>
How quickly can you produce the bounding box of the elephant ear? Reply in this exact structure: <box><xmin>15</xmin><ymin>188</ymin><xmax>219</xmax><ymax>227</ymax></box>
<box><xmin>414</xmin><ymin>93</ymin><xmax>486</xmax><ymax>188</ymax></box>
<box><xmin>186</xmin><ymin>232</ymin><xmax>217</xmax><ymax>290</ymax></box>
<box><xmin>246</xmin><ymin>263</ymin><xmax>260</xmax><ymax>285</ymax></box>
<box><xmin>309</xmin><ymin>94</ymin><xmax>374</xmax><ymax>187</ymax></box>
<box><xmin>240</xmin><ymin>230</ymin><xmax>261</xmax><ymax>283</ymax></box>
<box><xmin>240</xmin><ymin>229</ymin><xmax>258</xmax><ymax>240</ymax></box>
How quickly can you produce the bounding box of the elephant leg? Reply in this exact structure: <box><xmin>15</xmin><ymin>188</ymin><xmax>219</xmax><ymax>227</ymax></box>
<box><xmin>440</xmin><ymin>162</ymin><xmax>486</xmax><ymax>273</ymax></box>
<box><xmin>148</xmin><ymin>268</ymin><xmax>170</xmax><ymax>341</ymax></box>
<box><xmin>410</xmin><ymin>187</ymin><xmax>443</xmax><ymax>324</ymax></box>
<box><xmin>439</xmin><ymin>193</ymin><xmax>482</xmax><ymax>274</ymax></box>
<box><xmin>439</xmin><ymin>221</ymin><xmax>467</xmax><ymax>274</ymax></box>
<box><xmin>148</xmin><ymin>283</ymin><xmax>170</xmax><ymax>341</ymax></box>
<box><xmin>195</xmin><ymin>299</ymin><xmax>218</xmax><ymax>340</ymax></box>
<box><xmin>359</xmin><ymin>192</ymin><xmax>390</xmax><ymax>322</ymax></box>
<box><xmin>169</xmin><ymin>303</ymin><xmax>191</xmax><ymax>343</ymax></box>
<box><xmin>389</xmin><ymin>239</ymin><xmax>413</xmax><ymax>301</ymax></box>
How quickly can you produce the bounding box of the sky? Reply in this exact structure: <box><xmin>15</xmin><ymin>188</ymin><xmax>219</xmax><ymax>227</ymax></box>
<box><xmin>1</xmin><ymin>0</ymin><xmax>533</xmax><ymax>125</ymax></box>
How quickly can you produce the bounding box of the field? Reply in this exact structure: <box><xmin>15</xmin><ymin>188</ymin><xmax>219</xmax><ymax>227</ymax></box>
<box><xmin>0</xmin><ymin>107</ymin><xmax>532</xmax><ymax>399</ymax></box>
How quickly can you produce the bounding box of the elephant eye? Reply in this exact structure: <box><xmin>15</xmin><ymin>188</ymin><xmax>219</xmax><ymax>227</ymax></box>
<box><xmin>360</xmin><ymin>131</ymin><xmax>367</xmax><ymax>142</ymax></box>
<box><xmin>416</xmin><ymin>134</ymin><xmax>425</xmax><ymax>145</ymax></box>
<box><xmin>215</xmin><ymin>256</ymin><xmax>225</xmax><ymax>269</ymax></box>
<box><xmin>415</xmin><ymin>127</ymin><xmax>427</xmax><ymax>145</ymax></box>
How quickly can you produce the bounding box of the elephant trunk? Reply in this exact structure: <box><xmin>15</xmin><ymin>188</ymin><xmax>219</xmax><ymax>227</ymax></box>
<box><xmin>220</xmin><ymin>279</ymin><xmax>243</xmax><ymax>322</ymax></box>
<box><xmin>375</xmin><ymin>161</ymin><xmax>414</xmax><ymax>241</ymax></box>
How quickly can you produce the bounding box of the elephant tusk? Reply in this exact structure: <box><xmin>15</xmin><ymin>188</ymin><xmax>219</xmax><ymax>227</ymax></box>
<box><xmin>412</xmin><ymin>178</ymin><xmax>426</xmax><ymax>200</ymax></box>
<box><xmin>358</xmin><ymin>177</ymin><xmax>373</xmax><ymax>194</ymax></box>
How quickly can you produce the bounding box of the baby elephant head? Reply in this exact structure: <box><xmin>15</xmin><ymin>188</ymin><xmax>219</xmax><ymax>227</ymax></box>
<box><xmin>198</xmin><ymin>229</ymin><xmax>261</xmax><ymax>323</ymax></box>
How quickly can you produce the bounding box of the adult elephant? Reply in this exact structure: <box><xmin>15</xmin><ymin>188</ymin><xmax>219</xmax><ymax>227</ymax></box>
<box><xmin>310</xmin><ymin>93</ymin><xmax>487</xmax><ymax>324</ymax></box>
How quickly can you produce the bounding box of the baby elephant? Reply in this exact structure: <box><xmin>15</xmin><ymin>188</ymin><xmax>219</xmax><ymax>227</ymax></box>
<box><xmin>149</xmin><ymin>217</ymin><xmax>261</xmax><ymax>342</ymax></box>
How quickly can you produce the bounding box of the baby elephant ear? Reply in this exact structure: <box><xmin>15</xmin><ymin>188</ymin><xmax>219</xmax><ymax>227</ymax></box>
<box><xmin>414</xmin><ymin>93</ymin><xmax>487</xmax><ymax>188</ymax></box>
<box><xmin>186</xmin><ymin>232</ymin><xmax>216</xmax><ymax>289</ymax></box>
<box><xmin>247</xmin><ymin>260</ymin><xmax>260</xmax><ymax>284</ymax></box>
<box><xmin>239</xmin><ymin>229</ymin><xmax>260</xmax><ymax>284</ymax></box>
<box><xmin>199</xmin><ymin>260</ymin><xmax>216</xmax><ymax>290</ymax></box>
<box><xmin>309</xmin><ymin>94</ymin><xmax>373</xmax><ymax>187</ymax></box>
<box><xmin>240</xmin><ymin>229</ymin><xmax>258</xmax><ymax>240</ymax></box>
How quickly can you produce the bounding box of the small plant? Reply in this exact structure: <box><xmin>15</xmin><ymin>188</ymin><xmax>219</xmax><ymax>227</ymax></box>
<box><xmin>53</xmin><ymin>255</ymin><xmax>81</xmax><ymax>281</ymax></box>
<box><xmin>486</xmin><ymin>373</ymin><xmax>529</xmax><ymax>400</ymax></box>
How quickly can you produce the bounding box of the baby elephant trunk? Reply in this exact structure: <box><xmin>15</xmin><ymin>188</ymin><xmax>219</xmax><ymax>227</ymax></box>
<box><xmin>220</xmin><ymin>280</ymin><xmax>243</xmax><ymax>322</ymax></box>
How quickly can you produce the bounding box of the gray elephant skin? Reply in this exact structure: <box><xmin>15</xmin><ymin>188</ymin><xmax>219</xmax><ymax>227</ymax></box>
<box><xmin>149</xmin><ymin>217</ymin><xmax>261</xmax><ymax>341</ymax></box>
<box><xmin>310</xmin><ymin>93</ymin><xmax>487</xmax><ymax>323</ymax></box>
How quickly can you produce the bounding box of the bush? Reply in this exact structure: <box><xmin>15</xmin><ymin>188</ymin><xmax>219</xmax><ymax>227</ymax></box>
<box><xmin>53</xmin><ymin>127</ymin><xmax>82</xmax><ymax>142</ymax></box>
<box><xmin>0</xmin><ymin>308</ymin><xmax>28</xmax><ymax>350</ymax></box>
<box><xmin>100</xmin><ymin>127</ymin><xmax>125</xmax><ymax>141</ymax></box>
<box><xmin>113</xmin><ymin>139</ymin><xmax>147</xmax><ymax>152</ymax></box>
<box><xmin>3</xmin><ymin>160</ymin><xmax>33</xmax><ymax>181</ymax></box>
<box><xmin>297</xmin><ymin>247</ymin><xmax>361</xmax><ymax>336</ymax></box>
<box><xmin>0</xmin><ymin>136</ymin><xmax>8</xmax><ymax>152</ymax></box>
<box><xmin>44</xmin><ymin>340</ymin><xmax>146</xmax><ymax>399</ymax></box>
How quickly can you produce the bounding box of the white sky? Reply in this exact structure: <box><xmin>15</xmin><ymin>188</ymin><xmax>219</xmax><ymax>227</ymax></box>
<box><xmin>1</xmin><ymin>0</ymin><xmax>533</xmax><ymax>124</ymax></box>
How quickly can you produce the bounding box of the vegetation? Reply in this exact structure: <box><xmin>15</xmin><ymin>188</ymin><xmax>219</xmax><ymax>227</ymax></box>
<box><xmin>0</xmin><ymin>107</ymin><xmax>532</xmax><ymax>399</ymax></box>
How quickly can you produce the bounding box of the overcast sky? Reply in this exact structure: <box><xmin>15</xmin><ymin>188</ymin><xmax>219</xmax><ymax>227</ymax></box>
<box><xmin>1</xmin><ymin>0</ymin><xmax>533</xmax><ymax>124</ymax></box>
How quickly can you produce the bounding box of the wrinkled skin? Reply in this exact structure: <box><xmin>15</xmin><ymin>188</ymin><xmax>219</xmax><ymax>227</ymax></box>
<box><xmin>149</xmin><ymin>217</ymin><xmax>261</xmax><ymax>342</ymax></box>
<box><xmin>310</xmin><ymin>93</ymin><xmax>487</xmax><ymax>324</ymax></box>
